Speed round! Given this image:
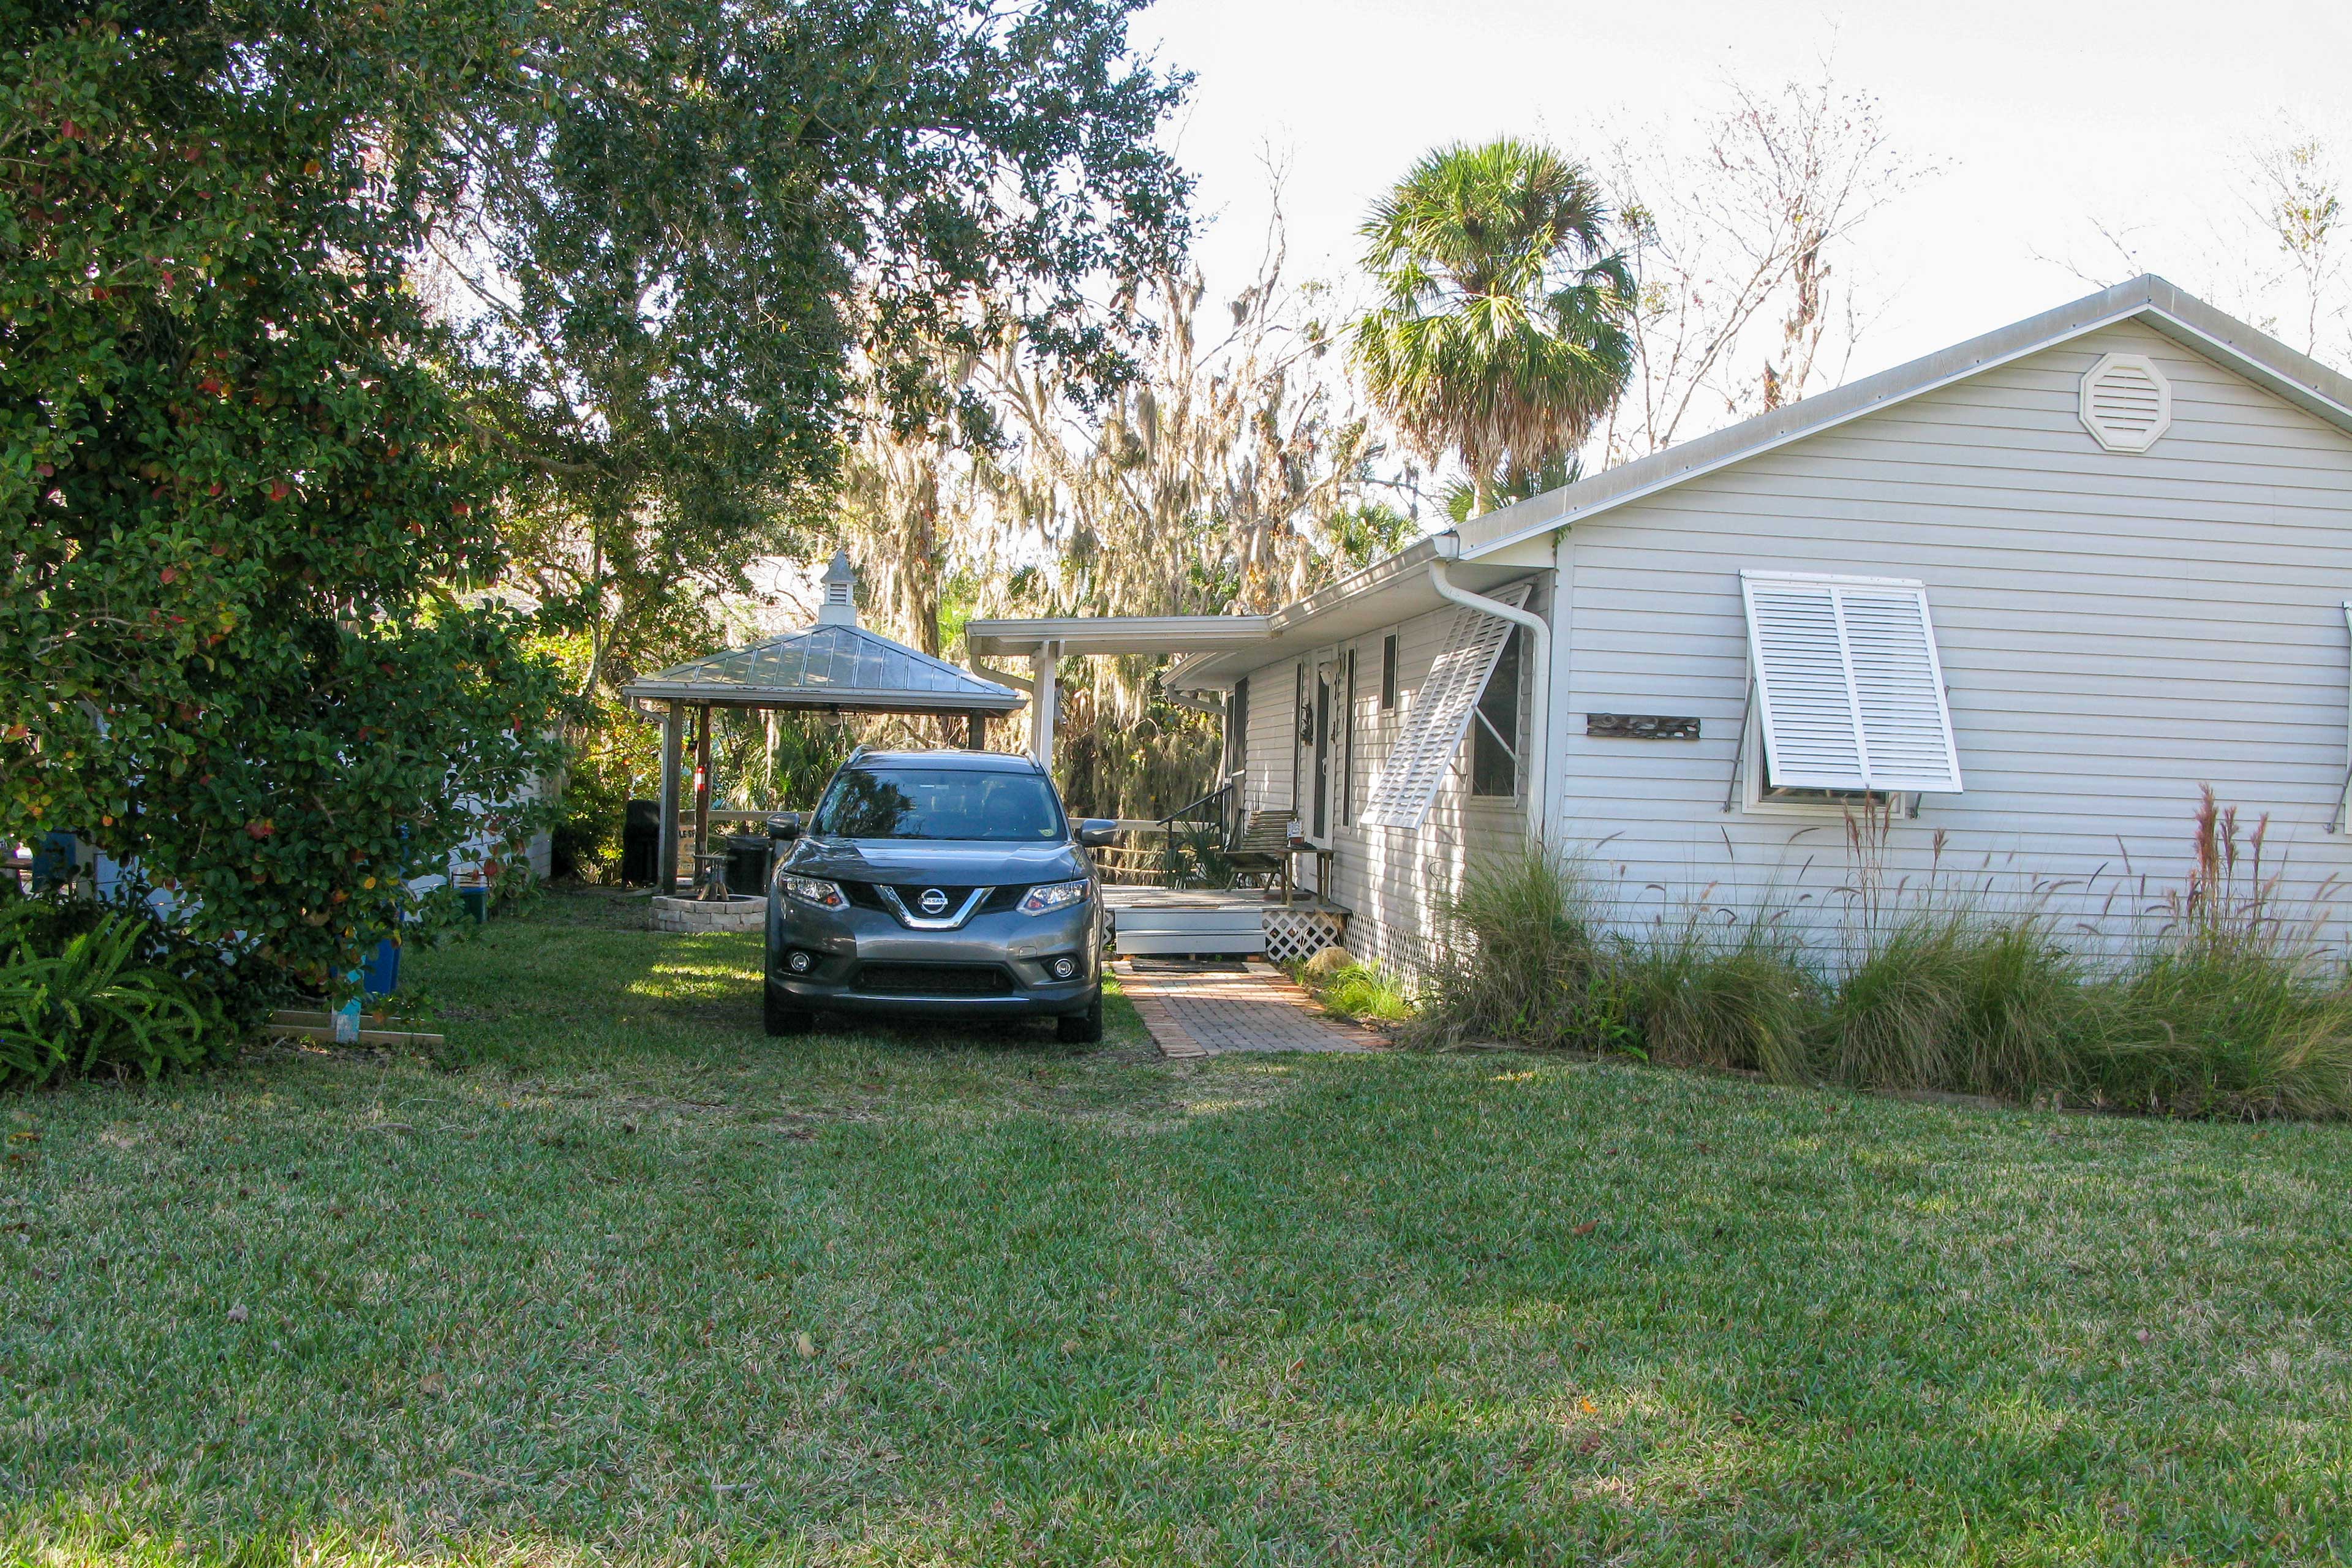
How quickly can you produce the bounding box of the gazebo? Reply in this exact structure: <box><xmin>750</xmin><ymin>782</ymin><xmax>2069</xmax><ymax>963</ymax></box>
<box><xmin>622</xmin><ymin>552</ymin><xmax>1025</xmax><ymax>890</ymax></box>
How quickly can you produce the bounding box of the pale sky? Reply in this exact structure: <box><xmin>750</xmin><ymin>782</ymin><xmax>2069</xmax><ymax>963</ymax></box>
<box><xmin>1133</xmin><ymin>0</ymin><xmax>2352</xmax><ymax>388</ymax></box>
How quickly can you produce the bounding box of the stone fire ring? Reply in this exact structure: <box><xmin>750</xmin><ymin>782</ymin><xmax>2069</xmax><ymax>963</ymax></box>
<box><xmin>650</xmin><ymin>894</ymin><xmax>766</xmax><ymax>933</ymax></box>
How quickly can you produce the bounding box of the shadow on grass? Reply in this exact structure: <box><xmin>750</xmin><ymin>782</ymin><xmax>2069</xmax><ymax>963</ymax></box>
<box><xmin>409</xmin><ymin>887</ymin><xmax>1153</xmax><ymax>1074</ymax></box>
<box><xmin>7</xmin><ymin>892</ymin><xmax>2352</xmax><ymax>1562</ymax></box>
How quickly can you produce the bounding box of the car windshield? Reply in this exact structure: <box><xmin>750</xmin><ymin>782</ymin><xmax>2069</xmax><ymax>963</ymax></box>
<box><xmin>810</xmin><ymin>767</ymin><xmax>1066</xmax><ymax>842</ymax></box>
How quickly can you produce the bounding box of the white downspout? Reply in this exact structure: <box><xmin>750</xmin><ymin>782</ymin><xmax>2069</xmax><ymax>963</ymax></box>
<box><xmin>1429</xmin><ymin>542</ymin><xmax>1551</xmax><ymax>847</ymax></box>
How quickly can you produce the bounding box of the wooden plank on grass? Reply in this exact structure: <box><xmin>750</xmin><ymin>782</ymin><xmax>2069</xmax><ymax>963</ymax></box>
<box><xmin>265</xmin><ymin>1017</ymin><xmax>445</xmax><ymax>1048</ymax></box>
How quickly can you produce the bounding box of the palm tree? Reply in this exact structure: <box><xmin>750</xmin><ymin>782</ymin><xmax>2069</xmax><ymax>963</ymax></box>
<box><xmin>1352</xmin><ymin>138</ymin><xmax>1634</xmax><ymax>517</ymax></box>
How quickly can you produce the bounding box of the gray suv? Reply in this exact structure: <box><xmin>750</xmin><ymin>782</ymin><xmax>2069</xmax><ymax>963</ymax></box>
<box><xmin>762</xmin><ymin>750</ymin><xmax>1115</xmax><ymax>1042</ymax></box>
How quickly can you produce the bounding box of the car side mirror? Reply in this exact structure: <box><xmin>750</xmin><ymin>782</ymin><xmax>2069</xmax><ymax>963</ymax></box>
<box><xmin>766</xmin><ymin>812</ymin><xmax>802</xmax><ymax>842</ymax></box>
<box><xmin>1077</xmin><ymin>819</ymin><xmax>1119</xmax><ymax>850</ymax></box>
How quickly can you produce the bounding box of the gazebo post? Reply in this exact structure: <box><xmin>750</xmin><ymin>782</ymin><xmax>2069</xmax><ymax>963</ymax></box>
<box><xmin>657</xmin><ymin>701</ymin><xmax>684</xmax><ymax>891</ymax></box>
<box><xmin>965</xmin><ymin>711</ymin><xmax>986</xmax><ymax>751</ymax></box>
<box><xmin>692</xmin><ymin>703</ymin><xmax>713</xmax><ymax>882</ymax></box>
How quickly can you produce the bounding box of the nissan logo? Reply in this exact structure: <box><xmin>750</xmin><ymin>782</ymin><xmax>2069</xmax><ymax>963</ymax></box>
<box><xmin>918</xmin><ymin>888</ymin><xmax>949</xmax><ymax>915</ymax></box>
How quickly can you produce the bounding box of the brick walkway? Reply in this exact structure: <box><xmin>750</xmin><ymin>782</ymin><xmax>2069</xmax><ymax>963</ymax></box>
<box><xmin>1115</xmin><ymin>959</ymin><xmax>1384</xmax><ymax>1059</ymax></box>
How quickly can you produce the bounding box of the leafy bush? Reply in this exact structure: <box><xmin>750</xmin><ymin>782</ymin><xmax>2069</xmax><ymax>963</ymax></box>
<box><xmin>0</xmin><ymin>895</ymin><xmax>265</xmax><ymax>1088</ymax></box>
<box><xmin>3</xmin><ymin>9</ymin><xmax>566</xmax><ymax>998</ymax></box>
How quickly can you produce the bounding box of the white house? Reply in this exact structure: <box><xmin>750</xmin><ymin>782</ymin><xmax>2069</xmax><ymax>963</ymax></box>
<box><xmin>1132</xmin><ymin>275</ymin><xmax>2352</xmax><ymax>974</ymax></box>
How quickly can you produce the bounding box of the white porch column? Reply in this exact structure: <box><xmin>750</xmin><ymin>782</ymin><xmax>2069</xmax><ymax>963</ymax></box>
<box><xmin>1028</xmin><ymin>641</ymin><xmax>1059</xmax><ymax>772</ymax></box>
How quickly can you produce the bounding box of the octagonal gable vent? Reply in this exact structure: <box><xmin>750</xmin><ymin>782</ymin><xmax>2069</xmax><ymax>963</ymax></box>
<box><xmin>2079</xmin><ymin>352</ymin><xmax>2172</xmax><ymax>453</ymax></box>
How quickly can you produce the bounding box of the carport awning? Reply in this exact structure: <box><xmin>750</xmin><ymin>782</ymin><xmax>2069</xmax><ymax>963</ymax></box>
<box><xmin>623</xmin><ymin>623</ymin><xmax>1024</xmax><ymax>714</ymax></box>
<box><xmin>963</xmin><ymin>615</ymin><xmax>1272</xmax><ymax>659</ymax></box>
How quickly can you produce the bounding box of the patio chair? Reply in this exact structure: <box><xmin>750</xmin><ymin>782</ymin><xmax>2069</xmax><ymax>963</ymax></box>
<box><xmin>1226</xmin><ymin>810</ymin><xmax>1296</xmax><ymax>902</ymax></box>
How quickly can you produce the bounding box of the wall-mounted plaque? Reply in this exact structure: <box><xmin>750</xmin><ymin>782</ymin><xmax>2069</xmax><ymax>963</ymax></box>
<box><xmin>1586</xmin><ymin>713</ymin><xmax>1701</xmax><ymax>741</ymax></box>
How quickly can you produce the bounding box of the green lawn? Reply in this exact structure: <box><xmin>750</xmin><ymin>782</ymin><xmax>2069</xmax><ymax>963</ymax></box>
<box><xmin>6</xmin><ymin>889</ymin><xmax>2352</xmax><ymax>1565</ymax></box>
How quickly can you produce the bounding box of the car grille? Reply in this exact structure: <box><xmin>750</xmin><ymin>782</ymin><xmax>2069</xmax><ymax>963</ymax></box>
<box><xmin>854</xmin><ymin>962</ymin><xmax>1014</xmax><ymax>996</ymax></box>
<box><xmin>839</xmin><ymin>882</ymin><xmax>1010</xmax><ymax>923</ymax></box>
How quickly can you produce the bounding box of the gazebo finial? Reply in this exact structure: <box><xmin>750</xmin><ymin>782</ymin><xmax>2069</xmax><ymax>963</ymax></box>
<box><xmin>818</xmin><ymin>549</ymin><xmax>857</xmax><ymax>627</ymax></box>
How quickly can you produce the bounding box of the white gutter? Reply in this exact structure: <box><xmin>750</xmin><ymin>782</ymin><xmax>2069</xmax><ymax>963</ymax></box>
<box><xmin>1428</xmin><ymin>535</ymin><xmax>1551</xmax><ymax>846</ymax></box>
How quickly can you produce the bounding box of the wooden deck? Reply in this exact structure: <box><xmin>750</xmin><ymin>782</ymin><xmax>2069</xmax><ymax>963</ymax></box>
<box><xmin>1101</xmin><ymin>887</ymin><xmax>1346</xmax><ymax>913</ymax></box>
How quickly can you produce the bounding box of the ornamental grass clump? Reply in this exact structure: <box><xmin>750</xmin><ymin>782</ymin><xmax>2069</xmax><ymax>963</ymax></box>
<box><xmin>2079</xmin><ymin>790</ymin><xmax>2352</xmax><ymax>1119</ymax></box>
<box><xmin>1408</xmin><ymin>846</ymin><xmax>1627</xmax><ymax>1050</ymax></box>
<box><xmin>1811</xmin><ymin>802</ymin><xmax>2089</xmax><ymax>1100</ymax></box>
<box><xmin>1414</xmin><ymin>850</ymin><xmax>1821</xmax><ymax>1068</ymax></box>
<box><xmin>1817</xmin><ymin>905</ymin><xmax>2089</xmax><ymax>1099</ymax></box>
<box><xmin>1614</xmin><ymin>907</ymin><xmax>1822</xmax><ymax>1082</ymax></box>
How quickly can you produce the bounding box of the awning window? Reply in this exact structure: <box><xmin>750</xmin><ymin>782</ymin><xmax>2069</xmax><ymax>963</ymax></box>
<box><xmin>1741</xmin><ymin>571</ymin><xmax>1962</xmax><ymax>794</ymax></box>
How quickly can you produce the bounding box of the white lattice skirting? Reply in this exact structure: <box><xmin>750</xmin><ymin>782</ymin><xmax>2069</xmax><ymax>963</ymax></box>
<box><xmin>1262</xmin><ymin>908</ymin><xmax>1346</xmax><ymax>965</ymax></box>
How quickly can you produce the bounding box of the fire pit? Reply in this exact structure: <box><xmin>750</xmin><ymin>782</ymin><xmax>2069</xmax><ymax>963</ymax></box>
<box><xmin>650</xmin><ymin>892</ymin><xmax>764</xmax><ymax>933</ymax></box>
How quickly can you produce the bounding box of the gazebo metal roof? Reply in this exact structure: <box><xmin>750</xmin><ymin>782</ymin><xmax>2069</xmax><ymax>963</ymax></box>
<box><xmin>620</xmin><ymin>551</ymin><xmax>1023</xmax><ymax>715</ymax></box>
<box><xmin>622</xmin><ymin>623</ymin><xmax>1023</xmax><ymax>714</ymax></box>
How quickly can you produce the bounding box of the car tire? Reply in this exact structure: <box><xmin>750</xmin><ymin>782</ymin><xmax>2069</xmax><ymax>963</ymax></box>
<box><xmin>764</xmin><ymin>984</ymin><xmax>816</xmax><ymax>1037</ymax></box>
<box><xmin>1056</xmin><ymin>991</ymin><xmax>1103</xmax><ymax>1044</ymax></box>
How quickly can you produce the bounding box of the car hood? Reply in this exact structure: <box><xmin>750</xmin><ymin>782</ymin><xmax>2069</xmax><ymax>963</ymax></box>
<box><xmin>783</xmin><ymin>837</ymin><xmax>1087</xmax><ymax>886</ymax></box>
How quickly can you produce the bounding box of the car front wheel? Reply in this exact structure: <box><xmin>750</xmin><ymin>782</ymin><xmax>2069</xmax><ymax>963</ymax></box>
<box><xmin>1055</xmin><ymin>991</ymin><xmax>1103</xmax><ymax>1044</ymax></box>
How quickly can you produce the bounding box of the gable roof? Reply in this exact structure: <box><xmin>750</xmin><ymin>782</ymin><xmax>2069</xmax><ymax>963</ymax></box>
<box><xmin>1166</xmin><ymin>274</ymin><xmax>2352</xmax><ymax>690</ymax></box>
<box><xmin>1453</xmin><ymin>273</ymin><xmax>2352</xmax><ymax>563</ymax></box>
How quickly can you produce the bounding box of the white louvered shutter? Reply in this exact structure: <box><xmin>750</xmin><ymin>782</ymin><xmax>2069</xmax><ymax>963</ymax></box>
<box><xmin>1741</xmin><ymin>571</ymin><xmax>1962</xmax><ymax>794</ymax></box>
<box><xmin>1359</xmin><ymin>582</ymin><xmax>1532</xmax><ymax>831</ymax></box>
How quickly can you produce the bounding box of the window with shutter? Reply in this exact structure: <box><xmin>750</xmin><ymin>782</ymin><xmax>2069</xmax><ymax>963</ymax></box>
<box><xmin>1360</xmin><ymin>582</ymin><xmax>1533</xmax><ymax>831</ymax></box>
<box><xmin>1741</xmin><ymin>571</ymin><xmax>1962</xmax><ymax>801</ymax></box>
<box><xmin>1471</xmin><ymin>625</ymin><xmax>1523</xmax><ymax>797</ymax></box>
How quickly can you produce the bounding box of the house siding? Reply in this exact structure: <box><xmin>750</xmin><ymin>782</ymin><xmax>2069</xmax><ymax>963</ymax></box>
<box><xmin>1231</xmin><ymin>585</ymin><xmax>1544</xmax><ymax>976</ymax></box>
<box><xmin>1555</xmin><ymin>318</ymin><xmax>2352</xmax><ymax>955</ymax></box>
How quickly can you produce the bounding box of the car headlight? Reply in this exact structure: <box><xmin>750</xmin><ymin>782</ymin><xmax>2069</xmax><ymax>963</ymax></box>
<box><xmin>1019</xmin><ymin>878</ymin><xmax>1091</xmax><ymax>916</ymax></box>
<box><xmin>782</xmin><ymin>875</ymin><xmax>847</xmax><ymax>910</ymax></box>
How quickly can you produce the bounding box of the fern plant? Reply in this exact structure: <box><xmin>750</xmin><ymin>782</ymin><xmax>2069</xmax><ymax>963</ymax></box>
<box><xmin>0</xmin><ymin>900</ymin><xmax>240</xmax><ymax>1088</ymax></box>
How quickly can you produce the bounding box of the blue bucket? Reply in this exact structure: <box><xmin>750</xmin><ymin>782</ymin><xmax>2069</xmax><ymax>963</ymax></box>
<box><xmin>361</xmin><ymin>937</ymin><xmax>401</xmax><ymax>998</ymax></box>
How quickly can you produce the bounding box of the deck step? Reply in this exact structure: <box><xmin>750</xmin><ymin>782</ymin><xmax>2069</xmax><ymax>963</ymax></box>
<box><xmin>1111</xmin><ymin>907</ymin><xmax>1265</xmax><ymax>956</ymax></box>
<box><xmin>1117</xmin><ymin>928</ymin><xmax>1267</xmax><ymax>956</ymax></box>
<box><xmin>1114</xmin><ymin>909</ymin><xmax>1263</xmax><ymax>934</ymax></box>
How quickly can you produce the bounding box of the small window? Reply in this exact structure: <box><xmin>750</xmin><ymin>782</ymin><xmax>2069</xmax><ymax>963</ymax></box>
<box><xmin>1471</xmin><ymin>626</ymin><xmax>1523</xmax><ymax>797</ymax></box>
<box><xmin>1380</xmin><ymin>633</ymin><xmax>1398</xmax><ymax>710</ymax></box>
<box><xmin>1225</xmin><ymin>677</ymin><xmax>1248</xmax><ymax>779</ymax></box>
<box><xmin>1360</xmin><ymin>584</ymin><xmax>1531</xmax><ymax>831</ymax></box>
